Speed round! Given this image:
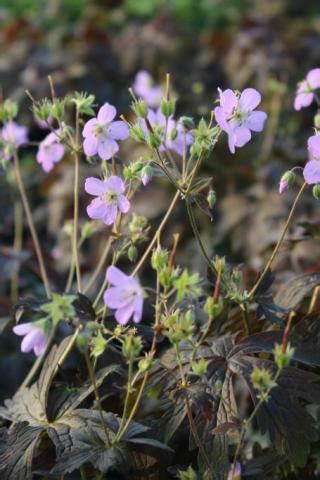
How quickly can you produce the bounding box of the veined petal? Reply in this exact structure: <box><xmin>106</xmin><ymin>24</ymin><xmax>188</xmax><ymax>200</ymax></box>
<box><xmin>303</xmin><ymin>160</ymin><xmax>320</xmax><ymax>185</ymax></box>
<box><xmin>118</xmin><ymin>194</ymin><xmax>130</xmax><ymax>213</ymax></box>
<box><xmin>102</xmin><ymin>203</ymin><xmax>118</xmax><ymax>225</ymax></box>
<box><xmin>239</xmin><ymin>88</ymin><xmax>261</xmax><ymax>112</ymax></box>
<box><xmin>115</xmin><ymin>303</ymin><xmax>135</xmax><ymax>325</ymax></box>
<box><xmin>108</xmin><ymin>121</ymin><xmax>129</xmax><ymax>141</ymax></box>
<box><xmin>97</xmin><ymin>103</ymin><xmax>117</xmax><ymax>123</ymax></box>
<box><xmin>83</xmin><ymin>136</ymin><xmax>99</xmax><ymax>156</ymax></box>
<box><xmin>308</xmin><ymin>135</ymin><xmax>320</xmax><ymax>160</ymax></box>
<box><xmin>133</xmin><ymin>295</ymin><xmax>143</xmax><ymax>323</ymax></box>
<box><xmin>85</xmin><ymin>177</ymin><xmax>109</xmax><ymax>196</ymax></box>
<box><xmin>294</xmin><ymin>92</ymin><xmax>314</xmax><ymax>111</ymax></box>
<box><xmin>106</xmin><ymin>266</ymin><xmax>130</xmax><ymax>285</ymax></box>
<box><xmin>13</xmin><ymin>322</ymin><xmax>33</xmax><ymax>336</ymax></box>
<box><xmin>82</xmin><ymin>118</ymin><xmax>98</xmax><ymax>138</ymax></box>
<box><xmin>233</xmin><ymin>126</ymin><xmax>251</xmax><ymax>148</ymax></box>
<box><xmin>219</xmin><ymin>88</ymin><xmax>237</xmax><ymax>115</ymax></box>
<box><xmin>97</xmin><ymin>138</ymin><xmax>119</xmax><ymax>160</ymax></box>
<box><xmin>244</xmin><ymin>111</ymin><xmax>267</xmax><ymax>132</ymax></box>
<box><xmin>86</xmin><ymin>197</ymin><xmax>107</xmax><ymax>220</ymax></box>
<box><xmin>106</xmin><ymin>175</ymin><xmax>125</xmax><ymax>193</ymax></box>
<box><xmin>306</xmin><ymin>68</ymin><xmax>320</xmax><ymax>89</ymax></box>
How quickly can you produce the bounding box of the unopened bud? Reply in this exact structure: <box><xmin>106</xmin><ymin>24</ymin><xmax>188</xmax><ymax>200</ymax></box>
<box><xmin>133</xmin><ymin>100</ymin><xmax>148</xmax><ymax>118</ymax></box>
<box><xmin>160</xmin><ymin>98</ymin><xmax>175</xmax><ymax>117</ymax></box>
<box><xmin>207</xmin><ymin>190</ymin><xmax>216</xmax><ymax>209</ymax></box>
<box><xmin>313</xmin><ymin>183</ymin><xmax>320</xmax><ymax>200</ymax></box>
<box><xmin>279</xmin><ymin>170</ymin><xmax>296</xmax><ymax>194</ymax></box>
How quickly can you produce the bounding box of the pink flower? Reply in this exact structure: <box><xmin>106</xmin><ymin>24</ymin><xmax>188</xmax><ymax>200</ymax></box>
<box><xmin>133</xmin><ymin>70</ymin><xmax>163</xmax><ymax>108</ymax></box>
<box><xmin>103</xmin><ymin>266</ymin><xmax>144</xmax><ymax>325</ymax></box>
<box><xmin>1</xmin><ymin>121</ymin><xmax>28</xmax><ymax>159</ymax></box>
<box><xmin>214</xmin><ymin>88</ymin><xmax>267</xmax><ymax>153</ymax></box>
<box><xmin>85</xmin><ymin>176</ymin><xmax>130</xmax><ymax>225</ymax></box>
<box><xmin>294</xmin><ymin>68</ymin><xmax>320</xmax><ymax>111</ymax></box>
<box><xmin>143</xmin><ymin>108</ymin><xmax>193</xmax><ymax>156</ymax></box>
<box><xmin>36</xmin><ymin>129</ymin><xmax>65</xmax><ymax>172</ymax></box>
<box><xmin>13</xmin><ymin>322</ymin><xmax>48</xmax><ymax>356</ymax></box>
<box><xmin>303</xmin><ymin>135</ymin><xmax>320</xmax><ymax>184</ymax></box>
<box><xmin>82</xmin><ymin>103</ymin><xmax>129</xmax><ymax>160</ymax></box>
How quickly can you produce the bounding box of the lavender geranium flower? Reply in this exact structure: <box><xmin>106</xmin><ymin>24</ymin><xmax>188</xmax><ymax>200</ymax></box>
<box><xmin>133</xmin><ymin>70</ymin><xmax>163</xmax><ymax>108</ymax></box>
<box><xmin>103</xmin><ymin>266</ymin><xmax>144</xmax><ymax>325</ymax></box>
<box><xmin>143</xmin><ymin>108</ymin><xmax>193</xmax><ymax>156</ymax></box>
<box><xmin>214</xmin><ymin>88</ymin><xmax>267</xmax><ymax>154</ymax></box>
<box><xmin>1</xmin><ymin>120</ymin><xmax>28</xmax><ymax>159</ymax></box>
<box><xmin>36</xmin><ymin>129</ymin><xmax>65</xmax><ymax>172</ymax></box>
<box><xmin>13</xmin><ymin>322</ymin><xmax>48</xmax><ymax>356</ymax></box>
<box><xmin>294</xmin><ymin>68</ymin><xmax>320</xmax><ymax>111</ymax></box>
<box><xmin>85</xmin><ymin>175</ymin><xmax>130</xmax><ymax>225</ymax></box>
<box><xmin>303</xmin><ymin>135</ymin><xmax>320</xmax><ymax>184</ymax></box>
<box><xmin>82</xmin><ymin>103</ymin><xmax>129</xmax><ymax>160</ymax></box>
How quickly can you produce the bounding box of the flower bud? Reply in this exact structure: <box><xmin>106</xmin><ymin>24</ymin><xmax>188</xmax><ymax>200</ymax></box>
<box><xmin>147</xmin><ymin>132</ymin><xmax>161</xmax><ymax>149</ymax></box>
<box><xmin>251</xmin><ymin>366</ymin><xmax>275</xmax><ymax>392</ymax></box>
<box><xmin>128</xmin><ymin>244</ymin><xmax>138</xmax><ymax>262</ymax></box>
<box><xmin>191</xmin><ymin>358</ymin><xmax>208</xmax><ymax>376</ymax></box>
<box><xmin>160</xmin><ymin>98</ymin><xmax>176</xmax><ymax>118</ymax></box>
<box><xmin>51</xmin><ymin>99</ymin><xmax>65</xmax><ymax>121</ymax></box>
<box><xmin>204</xmin><ymin>296</ymin><xmax>223</xmax><ymax>319</ymax></box>
<box><xmin>129</xmin><ymin>214</ymin><xmax>148</xmax><ymax>234</ymax></box>
<box><xmin>313</xmin><ymin>183</ymin><xmax>320</xmax><ymax>200</ymax></box>
<box><xmin>122</xmin><ymin>335</ymin><xmax>142</xmax><ymax>360</ymax></box>
<box><xmin>130</xmin><ymin>123</ymin><xmax>146</xmax><ymax>142</ymax></box>
<box><xmin>132</xmin><ymin>100</ymin><xmax>148</xmax><ymax>119</ymax></box>
<box><xmin>207</xmin><ymin>190</ymin><xmax>216</xmax><ymax>209</ymax></box>
<box><xmin>151</xmin><ymin>247</ymin><xmax>169</xmax><ymax>271</ymax></box>
<box><xmin>170</xmin><ymin>127</ymin><xmax>178</xmax><ymax>142</ymax></box>
<box><xmin>141</xmin><ymin>165</ymin><xmax>153</xmax><ymax>186</ymax></box>
<box><xmin>279</xmin><ymin>170</ymin><xmax>296</xmax><ymax>194</ymax></box>
<box><xmin>0</xmin><ymin>99</ymin><xmax>18</xmax><ymax>121</ymax></box>
<box><xmin>314</xmin><ymin>113</ymin><xmax>320</xmax><ymax>129</ymax></box>
<box><xmin>178</xmin><ymin>466</ymin><xmax>197</xmax><ymax>480</ymax></box>
<box><xmin>179</xmin><ymin>116</ymin><xmax>194</xmax><ymax>129</ymax></box>
<box><xmin>76</xmin><ymin>334</ymin><xmax>89</xmax><ymax>353</ymax></box>
<box><xmin>138</xmin><ymin>356</ymin><xmax>154</xmax><ymax>372</ymax></box>
<box><xmin>274</xmin><ymin>343</ymin><xmax>294</xmax><ymax>369</ymax></box>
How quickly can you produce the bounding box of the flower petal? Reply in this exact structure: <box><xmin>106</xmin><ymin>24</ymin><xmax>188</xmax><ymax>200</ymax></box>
<box><xmin>86</xmin><ymin>198</ymin><xmax>107</xmax><ymax>219</ymax></box>
<box><xmin>97</xmin><ymin>138</ymin><xmax>119</xmax><ymax>160</ymax></box>
<box><xmin>85</xmin><ymin>177</ymin><xmax>108</xmax><ymax>196</ymax></box>
<box><xmin>118</xmin><ymin>194</ymin><xmax>130</xmax><ymax>214</ymax></box>
<box><xmin>219</xmin><ymin>88</ymin><xmax>237</xmax><ymax>115</ymax></box>
<box><xmin>133</xmin><ymin>295</ymin><xmax>143</xmax><ymax>323</ymax></box>
<box><xmin>82</xmin><ymin>118</ymin><xmax>98</xmax><ymax>138</ymax></box>
<box><xmin>33</xmin><ymin>334</ymin><xmax>47</xmax><ymax>356</ymax></box>
<box><xmin>294</xmin><ymin>92</ymin><xmax>314</xmax><ymax>111</ymax></box>
<box><xmin>233</xmin><ymin>126</ymin><xmax>251</xmax><ymax>147</ymax></box>
<box><xmin>104</xmin><ymin>286</ymin><xmax>130</xmax><ymax>308</ymax></box>
<box><xmin>13</xmin><ymin>322</ymin><xmax>33</xmax><ymax>336</ymax></box>
<box><xmin>307</xmin><ymin>68</ymin><xmax>320</xmax><ymax>89</ymax></box>
<box><xmin>108</xmin><ymin>121</ymin><xmax>129</xmax><ymax>141</ymax></box>
<box><xmin>243</xmin><ymin>111</ymin><xmax>267</xmax><ymax>132</ymax></box>
<box><xmin>214</xmin><ymin>106</ymin><xmax>229</xmax><ymax>132</ymax></box>
<box><xmin>21</xmin><ymin>328</ymin><xmax>41</xmax><ymax>353</ymax></box>
<box><xmin>239</xmin><ymin>88</ymin><xmax>261</xmax><ymax>111</ymax></box>
<box><xmin>115</xmin><ymin>303</ymin><xmax>135</xmax><ymax>325</ymax></box>
<box><xmin>303</xmin><ymin>160</ymin><xmax>320</xmax><ymax>185</ymax></box>
<box><xmin>308</xmin><ymin>135</ymin><xmax>320</xmax><ymax>160</ymax></box>
<box><xmin>106</xmin><ymin>266</ymin><xmax>130</xmax><ymax>285</ymax></box>
<box><xmin>102</xmin><ymin>204</ymin><xmax>118</xmax><ymax>225</ymax></box>
<box><xmin>106</xmin><ymin>175</ymin><xmax>125</xmax><ymax>193</ymax></box>
<box><xmin>83</xmin><ymin>136</ymin><xmax>99</xmax><ymax>156</ymax></box>
<box><xmin>97</xmin><ymin>103</ymin><xmax>117</xmax><ymax>123</ymax></box>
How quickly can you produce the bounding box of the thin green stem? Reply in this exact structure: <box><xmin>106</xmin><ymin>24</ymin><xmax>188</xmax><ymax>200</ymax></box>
<box><xmin>132</xmin><ymin>190</ymin><xmax>180</xmax><ymax>276</ymax></box>
<box><xmin>13</xmin><ymin>151</ymin><xmax>51</xmax><ymax>298</ymax></box>
<box><xmin>248</xmin><ymin>182</ymin><xmax>307</xmax><ymax>300</ymax></box>
<box><xmin>115</xmin><ymin>356</ymin><xmax>134</xmax><ymax>441</ymax></box>
<box><xmin>72</xmin><ymin>117</ymin><xmax>82</xmax><ymax>292</ymax></box>
<box><xmin>11</xmin><ymin>200</ymin><xmax>23</xmax><ymax>302</ymax></box>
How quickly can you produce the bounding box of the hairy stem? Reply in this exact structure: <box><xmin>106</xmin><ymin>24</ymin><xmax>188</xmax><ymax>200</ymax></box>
<box><xmin>13</xmin><ymin>151</ymin><xmax>51</xmax><ymax>298</ymax></box>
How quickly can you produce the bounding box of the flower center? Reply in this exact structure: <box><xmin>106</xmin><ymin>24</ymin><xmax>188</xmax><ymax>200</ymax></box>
<box><xmin>102</xmin><ymin>189</ymin><xmax>118</xmax><ymax>203</ymax></box>
<box><xmin>94</xmin><ymin>124</ymin><xmax>107</xmax><ymax>138</ymax></box>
